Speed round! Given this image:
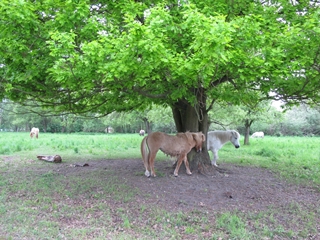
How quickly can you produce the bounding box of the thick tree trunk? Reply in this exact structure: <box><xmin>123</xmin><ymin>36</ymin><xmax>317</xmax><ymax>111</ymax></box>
<box><xmin>171</xmin><ymin>88</ymin><xmax>211</xmax><ymax>173</ymax></box>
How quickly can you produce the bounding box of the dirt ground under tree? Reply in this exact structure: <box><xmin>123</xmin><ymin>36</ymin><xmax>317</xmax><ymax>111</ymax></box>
<box><xmin>96</xmin><ymin>159</ymin><xmax>320</xmax><ymax>238</ymax></box>
<box><xmin>82</xmin><ymin>159</ymin><xmax>320</xmax><ymax>212</ymax></box>
<box><xmin>4</xmin><ymin>156</ymin><xmax>320</xmax><ymax>238</ymax></box>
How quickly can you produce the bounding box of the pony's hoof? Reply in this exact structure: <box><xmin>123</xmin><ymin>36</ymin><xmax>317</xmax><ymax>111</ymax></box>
<box><xmin>186</xmin><ymin>172</ymin><xmax>192</xmax><ymax>175</ymax></box>
<box><xmin>145</xmin><ymin>171</ymin><xmax>151</xmax><ymax>177</ymax></box>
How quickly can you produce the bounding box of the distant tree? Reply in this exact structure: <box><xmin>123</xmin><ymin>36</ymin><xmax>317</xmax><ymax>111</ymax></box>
<box><xmin>146</xmin><ymin>106</ymin><xmax>176</xmax><ymax>133</ymax></box>
<box><xmin>0</xmin><ymin>101</ymin><xmax>41</xmax><ymax>131</ymax></box>
<box><xmin>208</xmin><ymin>102</ymin><xmax>245</xmax><ymax>131</ymax></box>
<box><xmin>102</xmin><ymin>111</ymin><xmax>141</xmax><ymax>133</ymax></box>
<box><xmin>305</xmin><ymin>107</ymin><xmax>320</xmax><ymax>135</ymax></box>
<box><xmin>82</xmin><ymin>117</ymin><xmax>105</xmax><ymax>132</ymax></box>
<box><xmin>207</xmin><ymin>100</ymin><xmax>283</xmax><ymax>144</ymax></box>
<box><xmin>240</xmin><ymin>101</ymin><xmax>283</xmax><ymax>145</ymax></box>
<box><xmin>281</xmin><ymin>104</ymin><xmax>320</xmax><ymax>136</ymax></box>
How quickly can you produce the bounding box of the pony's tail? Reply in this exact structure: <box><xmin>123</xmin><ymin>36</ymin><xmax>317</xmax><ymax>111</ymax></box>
<box><xmin>140</xmin><ymin>136</ymin><xmax>150</xmax><ymax>177</ymax></box>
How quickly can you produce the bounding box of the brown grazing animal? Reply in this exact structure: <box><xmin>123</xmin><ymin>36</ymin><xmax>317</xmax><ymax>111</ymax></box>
<box><xmin>140</xmin><ymin>131</ymin><xmax>205</xmax><ymax>177</ymax></box>
<box><xmin>30</xmin><ymin>127</ymin><xmax>39</xmax><ymax>139</ymax></box>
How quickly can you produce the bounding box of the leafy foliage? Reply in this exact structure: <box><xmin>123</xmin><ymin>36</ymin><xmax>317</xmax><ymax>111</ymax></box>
<box><xmin>1</xmin><ymin>0</ymin><xmax>320</xmax><ymax>116</ymax></box>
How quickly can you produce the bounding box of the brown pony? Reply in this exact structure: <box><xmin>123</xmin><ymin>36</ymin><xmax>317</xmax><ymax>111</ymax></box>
<box><xmin>140</xmin><ymin>131</ymin><xmax>205</xmax><ymax>177</ymax></box>
<box><xmin>30</xmin><ymin>127</ymin><xmax>39</xmax><ymax>139</ymax></box>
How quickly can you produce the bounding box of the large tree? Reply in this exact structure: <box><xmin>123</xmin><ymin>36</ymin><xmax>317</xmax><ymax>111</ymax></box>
<box><xmin>1</xmin><ymin>0</ymin><xmax>320</xmax><ymax>167</ymax></box>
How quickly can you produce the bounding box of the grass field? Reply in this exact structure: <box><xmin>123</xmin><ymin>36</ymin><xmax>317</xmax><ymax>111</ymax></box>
<box><xmin>1</xmin><ymin>132</ymin><xmax>318</xmax><ymax>185</ymax></box>
<box><xmin>0</xmin><ymin>132</ymin><xmax>320</xmax><ymax>239</ymax></box>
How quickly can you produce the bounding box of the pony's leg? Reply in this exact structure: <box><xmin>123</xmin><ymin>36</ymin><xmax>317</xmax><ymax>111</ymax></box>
<box><xmin>173</xmin><ymin>155</ymin><xmax>184</xmax><ymax>177</ymax></box>
<box><xmin>211</xmin><ymin>150</ymin><xmax>219</xmax><ymax>167</ymax></box>
<box><xmin>143</xmin><ymin>153</ymin><xmax>151</xmax><ymax>178</ymax></box>
<box><xmin>149</xmin><ymin>151</ymin><xmax>157</xmax><ymax>177</ymax></box>
<box><xmin>183</xmin><ymin>156</ymin><xmax>192</xmax><ymax>175</ymax></box>
<box><xmin>141</xmin><ymin>137</ymin><xmax>151</xmax><ymax>177</ymax></box>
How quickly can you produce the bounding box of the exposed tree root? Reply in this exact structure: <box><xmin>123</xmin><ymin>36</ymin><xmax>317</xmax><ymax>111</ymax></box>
<box><xmin>196</xmin><ymin>162</ymin><xmax>233</xmax><ymax>176</ymax></box>
<box><xmin>213</xmin><ymin>165</ymin><xmax>233</xmax><ymax>174</ymax></box>
<box><xmin>172</xmin><ymin>159</ymin><xmax>232</xmax><ymax>176</ymax></box>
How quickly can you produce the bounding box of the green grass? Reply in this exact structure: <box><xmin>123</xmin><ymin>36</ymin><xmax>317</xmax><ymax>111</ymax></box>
<box><xmin>0</xmin><ymin>132</ymin><xmax>320</xmax><ymax>239</ymax></box>
<box><xmin>215</xmin><ymin>136</ymin><xmax>320</xmax><ymax>186</ymax></box>
<box><xmin>0</xmin><ymin>132</ymin><xmax>170</xmax><ymax>162</ymax></box>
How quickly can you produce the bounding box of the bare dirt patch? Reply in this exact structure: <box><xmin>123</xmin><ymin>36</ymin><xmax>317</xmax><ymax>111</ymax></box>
<box><xmin>4</xmin><ymin>157</ymin><xmax>320</xmax><ymax>238</ymax></box>
<box><xmin>53</xmin><ymin>159</ymin><xmax>320</xmax><ymax>213</ymax></box>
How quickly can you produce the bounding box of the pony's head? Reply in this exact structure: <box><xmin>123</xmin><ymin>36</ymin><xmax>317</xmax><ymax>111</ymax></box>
<box><xmin>230</xmin><ymin>131</ymin><xmax>240</xmax><ymax>148</ymax></box>
<box><xmin>192</xmin><ymin>132</ymin><xmax>206</xmax><ymax>152</ymax></box>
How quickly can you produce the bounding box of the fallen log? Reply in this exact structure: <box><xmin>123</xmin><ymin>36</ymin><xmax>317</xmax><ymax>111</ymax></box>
<box><xmin>37</xmin><ymin>155</ymin><xmax>62</xmax><ymax>163</ymax></box>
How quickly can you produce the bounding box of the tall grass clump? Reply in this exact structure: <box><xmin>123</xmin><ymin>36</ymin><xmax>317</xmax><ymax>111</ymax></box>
<box><xmin>216</xmin><ymin>212</ymin><xmax>250</xmax><ymax>239</ymax></box>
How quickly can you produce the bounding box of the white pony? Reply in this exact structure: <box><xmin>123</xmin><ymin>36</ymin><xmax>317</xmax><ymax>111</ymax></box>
<box><xmin>139</xmin><ymin>129</ymin><xmax>145</xmax><ymax>136</ymax></box>
<box><xmin>207</xmin><ymin>130</ymin><xmax>240</xmax><ymax>167</ymax></box>
<box><xmin>30</xmin><ymin>127</ymin><xmax>39</xmax><ymax>139</ymax></box>
<box><xmin>251</xmin><ymin>131</ymin><xmax>264</xmax><ymax>138</ymax></box>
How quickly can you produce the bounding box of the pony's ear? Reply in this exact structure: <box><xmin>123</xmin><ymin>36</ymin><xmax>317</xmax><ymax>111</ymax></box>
<box><xmin>192</xmin><ymin>132</ymin><xmax>205</xmax><ymax>142</ymax></box>
<box><xmin>190</xmin><ymin>132</ymin><xmax>196</xmax><ymax>139</ymax></box>
<box><xmin>232</xmin><ymin>131</ymin><xmax>240</xmax><ymax>138</ymax></box>
<box><xmin>201</xmin><ymin>133</ymin><xmax>206</xmax><ymax>142</ymax></box>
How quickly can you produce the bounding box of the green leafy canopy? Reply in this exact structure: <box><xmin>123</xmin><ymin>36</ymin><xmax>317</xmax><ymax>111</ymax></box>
<box><xmin>1</xmin><ymin>0</ymin><xmax>320</xmax><ymax>117</ymax></box>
